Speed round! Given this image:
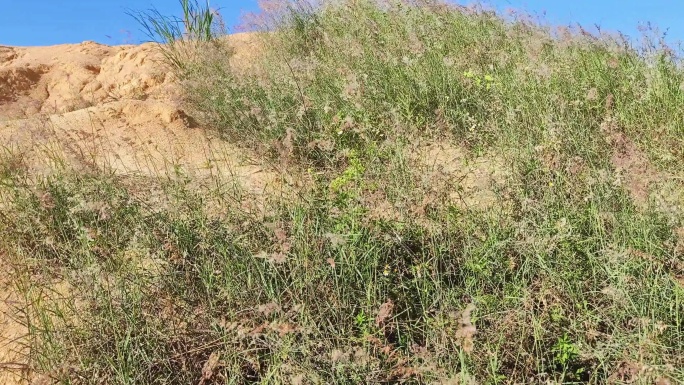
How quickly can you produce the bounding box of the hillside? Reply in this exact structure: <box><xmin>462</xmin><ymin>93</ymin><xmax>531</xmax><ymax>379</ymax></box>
<box><xmin>0</xmin><ymin>33</ymin><xmax>285</xmax><ymax>385</ymax></box>
<box><xmin>1</xmin><ymin>1</ymin><xmax>683</xmax><ymax>384</ymax></box>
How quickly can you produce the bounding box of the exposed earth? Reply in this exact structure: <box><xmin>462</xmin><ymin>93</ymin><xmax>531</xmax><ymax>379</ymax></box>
<box><xmin>0</xmin><ymin>33</ymin><xmax>276</xmax><ymax>385</ymax></box>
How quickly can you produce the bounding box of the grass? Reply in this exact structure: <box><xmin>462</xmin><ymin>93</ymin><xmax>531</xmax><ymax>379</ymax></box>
<box><xmin>128</xmin><ymin>0</ymin><xmax>220</xmax><ymax>70</ymax></box>
<box><xmin>1</xmin><ymin>0</ymin><xmax>683</xmax><ymax>383</ymax></box>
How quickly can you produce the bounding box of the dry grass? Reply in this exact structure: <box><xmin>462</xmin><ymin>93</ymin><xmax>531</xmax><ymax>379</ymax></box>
<box><xmin>1</xmin><ymin>0</ymin><xmax>683</xmax><ymax>384</ymax></box>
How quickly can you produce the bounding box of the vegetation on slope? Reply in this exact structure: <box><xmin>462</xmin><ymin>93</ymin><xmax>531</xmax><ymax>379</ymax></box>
<box><xmin>1</xmin><ymin>0</ymin><xmax>682</xmax><ymax>383</ymax></box>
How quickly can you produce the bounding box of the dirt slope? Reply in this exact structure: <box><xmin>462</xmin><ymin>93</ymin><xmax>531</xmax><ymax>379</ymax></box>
<box><xmin>0</xmin><ymin>34</ymin><xmax>279</xmax><ymax>385</ymax></box>
<box><xmin>0</xmin><ymin>35</ymin><xmax>278</xmax><ymax>187</ymax></box>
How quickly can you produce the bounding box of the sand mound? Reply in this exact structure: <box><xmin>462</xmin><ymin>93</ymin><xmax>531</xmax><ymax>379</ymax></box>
<box><xmin>0</xmin><ymin>41</ymin><xmax>174</xmax><ymax>119</ymax></box>
<box><xmin>0</xmin><ymin>34</ymin><xmax>285</xmax><ymax>385</ymax></box>
<box><xmin>0</xmin><ymin>34</ymin><xmax>283</xmax><ymax>192</ymax></box>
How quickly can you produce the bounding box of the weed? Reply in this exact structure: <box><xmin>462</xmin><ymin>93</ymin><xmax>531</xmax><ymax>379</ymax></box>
<box><xmin>128</xmin><ymin>0</ymin><xmax>222</xmax><ymax>70</ymax></box>
<box><xmin>2</xmin><ymin>0</ymin><xmax>683</xmax><ymax>384</ymax></box>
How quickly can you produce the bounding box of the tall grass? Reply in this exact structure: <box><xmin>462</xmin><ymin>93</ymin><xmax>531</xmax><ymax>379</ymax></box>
<box><xmin>129</xmin><ymin>0</ymin><xmax>220</xmax><ymax>70</ymax></box>
<box><xmin>2</xmin><ymin>0</ymin><xmax>683</xmax><ymax>384</ymax></box>
<box><xmin>186</xmin><ymin>0</ymin><xmax>684</xmax><ymax>173</ymax></box>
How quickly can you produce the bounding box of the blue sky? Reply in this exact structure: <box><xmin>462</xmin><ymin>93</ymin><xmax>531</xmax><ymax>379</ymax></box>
<box><xmin>0</xmin><ymin>1</ymin><xmax>260</xmax><ymax>46</ymax></box>
<box><xmin>490</xmin><ymin>0</ymin><xmax>683</xmax><ymax>46</ymax></box>
<box><xmin>0</xmin><ymin>1</ymin><xmax>681</xmax><ymax>47</ymax></box>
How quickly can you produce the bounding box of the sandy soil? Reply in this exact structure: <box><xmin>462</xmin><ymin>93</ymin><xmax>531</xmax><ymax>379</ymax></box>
<box><xmin>0</xmin><ymin>260</ymin><xmax>27</xmax><ymax>385</ymax></box>
<box><xmin>0</xmin><ymin>33</ymin><xmax>281</xmax><ymax>385</ymax></box>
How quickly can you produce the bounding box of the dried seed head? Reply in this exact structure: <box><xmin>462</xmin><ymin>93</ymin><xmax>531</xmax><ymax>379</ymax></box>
<box><xmin>375</xmin><ymin>299</ymin><xmax>394</xmax><ymax>326</ymax></box>
<box><xmin>200</xmin><ymin>351</ymin><xmax>221</xmax><ymax>383</ymax></box>
<box><xmin>257</xmin><ymin>302</ymin><xmax>281</xmax><ymax>317</ymax></box>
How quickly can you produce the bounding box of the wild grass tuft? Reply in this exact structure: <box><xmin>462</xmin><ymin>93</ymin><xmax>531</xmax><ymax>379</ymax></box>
<box><xmin>128</xmin><ymin>0</ymin><xmax>221</xmax><ymax>70</ymax></box>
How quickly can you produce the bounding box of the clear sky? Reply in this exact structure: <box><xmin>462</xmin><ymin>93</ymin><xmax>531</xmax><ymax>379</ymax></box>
<box><xmin>0</xmin><ymin>1</ymin><xmax>260</xmax><ymax>46</ymax></box>
<box><xmin>0</xmin><ymin>1</ymin><xmax>681</xmax><ymax>47</ymax></box>
<box><xmin>488</xmin><ymin>0</ymin><xmax>683</xmax><ymax>46</ymax></box>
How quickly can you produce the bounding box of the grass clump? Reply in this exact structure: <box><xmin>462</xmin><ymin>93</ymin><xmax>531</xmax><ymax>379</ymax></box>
<box><xmin>129</xmin><ymin>0</ymin><xmax>221</xmax><ymax>70</ymax></box>
<box><xmin>1</xmin><ymin>0</ymin><xmax>683</xmax><ymax>384</ymax></box>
